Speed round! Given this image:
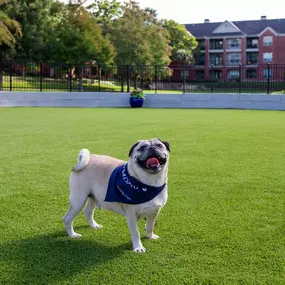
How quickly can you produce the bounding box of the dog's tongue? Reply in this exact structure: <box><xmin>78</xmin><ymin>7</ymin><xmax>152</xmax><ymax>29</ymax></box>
<box><xmin>146</xmin><ymin>157</ymin><xmax>160</xmax><ymax>168</ymax></box>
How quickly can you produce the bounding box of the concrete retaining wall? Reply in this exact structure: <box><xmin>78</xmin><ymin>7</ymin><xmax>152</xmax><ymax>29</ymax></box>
<box><xmin>1</xmin><ymin>91</ymin><xmax>285</xmax><ymax>110</ymax></box>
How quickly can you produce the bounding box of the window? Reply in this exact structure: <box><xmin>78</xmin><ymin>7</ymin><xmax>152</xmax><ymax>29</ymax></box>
<box><xmin>228</xmin><ymin>70</ymin><xmax>240</xmax><ymax>80</ymax></box>
<box><xmin>227</xmin><ymin>53</ymin><xmax>241</xmax><ymax>65</ymax></box>
<box><xmin>210</xmin><ymin>54</ymin><xmax>223</xmax><ymax>66</ymax></box>
<box><xmin>263</xmin><ymin>36</ymin><xmax>273</xmax><ymax>46</ymax></box>
<box><xmin>263</xmin><ymin>52</ymin><xmax>272</xmax><ymax>63</ymax></box>
<box><xmin>210</xmin><ymin>39</ymin><xmax>223</xmax><ymax>50</ymax></box>
<box><xmin>181</xmin><ymin>70</ymin><xmax>189</xmax><ymax>80</ymax></box>
<box><xmin>246</xmin><ymin>52</ymin><xmax>258</xmax><ymax>65</ymax></box>
<box><xmin>195</xmin><ymin>70</ymin><xmax>205</xmax><ymax>81</ymax></box>
<box><xmin>263</xmin><ymin>68</ymin><xmax>272</xmax><ymax>79</ymax></box>
<box><xmin>210</xmin><ymin>70</ymin><xmax>223</xmax><ymax>80</ymax></box>
<box><xmin>227</xmin><ymin>38</ymin><xmax>241</xmax><ymax>49</ymax></box>
<box><xmin>246</xmin><ymin>38</ymin><xmax>258</xmax><ymax>49</ymax></box>
<box><xmin>247</xmin><ymin>69</ymin><xmax>257</xmax><ymax>79</ymax></box>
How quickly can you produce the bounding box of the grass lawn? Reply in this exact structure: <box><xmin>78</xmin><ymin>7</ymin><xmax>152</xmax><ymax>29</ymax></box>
<box><xmin>0</xmin><ymin>108</ymin><xmax>285</xmax><ymax>285</ymax></box>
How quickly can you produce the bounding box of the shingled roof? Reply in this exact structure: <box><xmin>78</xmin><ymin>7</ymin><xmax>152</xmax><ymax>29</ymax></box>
<box><xmin>185</xmin><ymin>18</ymin><xmax>285</xmax><ymax>38</ymax></box>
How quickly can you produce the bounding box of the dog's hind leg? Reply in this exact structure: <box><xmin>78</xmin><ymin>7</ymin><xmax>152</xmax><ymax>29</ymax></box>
<box><xmin>84</xmin><ymin>197</ymin><xmax>103</xmax><ymax>229</ymax></box>
<box><xmin>63</xmin><ymin>193</ymin><xmax>88</xmax><ymax>238</ymax></box>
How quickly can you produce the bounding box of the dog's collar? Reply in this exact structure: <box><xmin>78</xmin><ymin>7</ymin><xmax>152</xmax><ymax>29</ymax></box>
<box><xmin>105</xmin><ymin>163</ymin><xmax>166</xmax><ymax>204</ymax></box>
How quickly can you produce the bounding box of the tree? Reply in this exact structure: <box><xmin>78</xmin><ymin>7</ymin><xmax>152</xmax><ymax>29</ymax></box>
<box><xmin>50</xmin><ymin>5</ymin><xmax>115</xmax><ymax>64</ymax></box>
<box><xmin>87</xmin><ymin>0</ymin><xmax>122</xmax><ymax>35</ymax></box>
<box><xmin>163</xmin><ymin>19</ymin><xmax>197</xmax><ymax>64</ymax></box>
<box><xmin>2</xmin><ymin>0</ymin><xmax>63</xmax><ymax>60</ymax></box>
<box><xmin>109</xmin><ymin>1</ymin><xmax>171</xmax><ymax>66</ymax></box>
<box><xmin>176</xmin><ymin>49</ymin><xmax>194</xmax><ymax>65</ymax></box>
<box><xmin>68</xmin><ymin>0</ymin><xmax>88</xmax><ymax>5</ymax></box>
<box><xmin>0</xmin><ymin>0</ymin><xmax>22</xmax><ymax>47</ymax></box>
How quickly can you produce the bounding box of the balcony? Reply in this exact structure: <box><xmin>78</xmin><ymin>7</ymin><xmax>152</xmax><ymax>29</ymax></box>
<box><xmin>209</xmin><ymin>45</ymin><xmax>223</xmax><ymax>51</ymax></box>
<box><xmin>247</xmin><ymin>43</ymin><xmax>258</xmax><ymax>49</ymax></box>
<box><xmin>226</xmin><ymin>60</ymin><xmax>241</xmax><ymax>66</ymax></box>
<box><xmin>210</xmin><ymin>59</ymin><xmax>224</xmax><ymax>66</ymax></box>
<box><xmin>226</xmin><ymin>53</ymin><xmax>241</xmax><ymax>66</ymax></box>
<box><xmin>210</xmin><ymin>70</ymin><xmax>223</xmax><ymax>80</ymax></box>
<box><xmin>227</xmin><ymin>44</ymin><xmax>241</xmax><ymax>50</ymax></box>
<box><xmin>246</xmin><ymin>52</ymin><xmax>258</xmax><ymax>65</ymax></box>
<box><xmin>226</xmin><ymin>39</ymin><xmax>241</xmax><ymax>51</ymax></box>
<box><xmin>246</xmin><ymin>38</ymin><xmax>259</xmax><ymax>51</ymax></box>
<box><xmin>195</xmin><ymin>60</ymin><xmax>205</xmax><ymax>66</ymax></box>
<box><xmin>197</xmin><ymin>40</ymin><xmax>205</xmax><ymax>51</ymax></box>
<box><xmin>194</xmin><ymin>53</ymin><xmax>205</xmax><ymax>66</ymax></box>
<box><xmin>226</xmin><ymin>41</ymin><xmax>241</xmax><ymax>50</ymax></box>
<box><xmin>246</xmin><ymin>59</ymin><xmax>258</xmax><ymax>65</ymax></box>
<box><xmin>209</xmin><ymin>39</ymin><xmax>223</xmax><ymax>52</ymax></box>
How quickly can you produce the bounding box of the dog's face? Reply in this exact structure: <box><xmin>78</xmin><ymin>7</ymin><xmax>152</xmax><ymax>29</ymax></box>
<box><xmin>128</xmin><ymin>138</ymin><xmax>170</xmax><ymax>175</ymax></box>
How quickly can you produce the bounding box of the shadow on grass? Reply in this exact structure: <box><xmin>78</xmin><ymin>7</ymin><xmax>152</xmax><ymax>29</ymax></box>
<box><xmin>0</xmin><ymin>231</ymin><xmax>130</xmax><ymax>284</ymax></box>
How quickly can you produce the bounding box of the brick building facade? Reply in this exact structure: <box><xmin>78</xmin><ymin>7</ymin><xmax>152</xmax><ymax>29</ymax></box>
<box><xmin>173</xmin><ymin>17</ymin><xmax>285</xmax><ymax>82</ymax></box>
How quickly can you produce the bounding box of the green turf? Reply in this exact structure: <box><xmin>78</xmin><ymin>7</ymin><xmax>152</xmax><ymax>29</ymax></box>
<box><xmin>0</xmin><ymin>108</ymin><xmax>285</xmax><ymax>285</ymax></box>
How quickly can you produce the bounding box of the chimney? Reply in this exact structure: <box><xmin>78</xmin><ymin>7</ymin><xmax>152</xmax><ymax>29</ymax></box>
<box><xmin>204</xmin><ymin>19</ymin><xmax>210</xmax><ymax>23</ymax></box>
<box><xmin>261</xmin><ymin>15</ymin><xmax>267</xmax><ymax>20</ymax></box>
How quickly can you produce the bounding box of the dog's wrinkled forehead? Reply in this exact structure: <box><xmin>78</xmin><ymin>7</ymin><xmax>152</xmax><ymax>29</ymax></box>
<box><xmin>128</xmin><ymin>138</ymin><xmax>170</xmax><ymax>157</ymax></box>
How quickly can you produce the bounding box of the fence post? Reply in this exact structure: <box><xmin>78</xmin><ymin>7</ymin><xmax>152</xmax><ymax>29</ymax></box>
<box><xmin>9</xmin><ymin>60</ymin><xmax>12</xmax><ymax>91</ymax></box>
<box><xmin>267</xmin><ymin>62</ymin><xmax>270</xmax><ymax>94</ymax></box>
<box><xmin>127</xmin><ymin>65</ymin><xmax>130</xmax><ymax>93</ymax></box>
<box><xmin>120</xmin><ymin>66</ymin><xmax>124</xmax><ymax>92</ymax></box>
<box><xmin>155</xmin><ymin>65</ymin><xmax>158</xmax><ymax>94</ymax></box>
<box><xmin>182</xmin><ymin>64</ymin><xmax>186</xmax><ymax>93</ymax></box>
<box><xmin>140</xmin><ymin>75</ymin><xmax>143</xmax><ymax>90</ymax></box>
<box><xmin>239</xmin><ymin>63</ymin><xmax>242</xmax><ymax>94</ymax></box>
<box><xmin>98</xmin><ymin>64</ymin><xmax>101</xmax><ymax>92</ymax></box>
<box><xmin>210</xmin><ymin>64</ymin><xmax>213</xmax><ymax>93</ymax></box>
<box><xmin>0</xmin><ymin>60</ymin><xmax>3</xmax><ymax>91</ymax></box>
<box><xmin>69</xmin><ymin>63</ymin><xmax>72</xmax><ymax>92</ymax></box>
<box><xmin>78</xmin><ymin>65</ymin><xmax>83</xmax><ymax>92</ymax></box>
<box><xmin>40</xmin><ymin>61</ymin><xmax>43</xmax><ymax>92</ymax></box>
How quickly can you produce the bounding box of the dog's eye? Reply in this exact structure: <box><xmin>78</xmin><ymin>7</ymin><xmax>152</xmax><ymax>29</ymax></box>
<box><xmin>156</xmin><ymin>144</ymin><xmax>163</xmax><ymax>149</ymax></box>
<box><xmin>138</xmin><ymin>145</ymin><xmax>147</xmax><ymax>152</ymax></box>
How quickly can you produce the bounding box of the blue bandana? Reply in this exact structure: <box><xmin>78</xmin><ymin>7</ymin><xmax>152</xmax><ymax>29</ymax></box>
<box><xmin>105</xmin><ymin>163</ymin><xmax>166</xmax><ymax>204</ymax></box>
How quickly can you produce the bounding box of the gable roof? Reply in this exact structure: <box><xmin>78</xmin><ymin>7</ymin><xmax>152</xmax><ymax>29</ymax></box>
<box><xmin>185</xmin><ymin>18</ymin><xmax>285</xmax><ymax>38</ymax></box>
<box><xmin>212</xmin><ymin>20</ymin><xmax>243</xmax><ymax>34</ymax></box>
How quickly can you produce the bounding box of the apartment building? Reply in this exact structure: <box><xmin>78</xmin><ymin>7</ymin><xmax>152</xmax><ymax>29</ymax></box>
<box><xmin>180</xmin><ymin>16</ymin><xmax>285</xmax><ymax>81</ymax></box>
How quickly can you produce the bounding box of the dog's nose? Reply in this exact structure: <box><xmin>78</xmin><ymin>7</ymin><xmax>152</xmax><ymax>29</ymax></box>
<box><xmin>147</xmin><ymin>146</ymin><xmax>159</xmax><ymax>156</ymax></box>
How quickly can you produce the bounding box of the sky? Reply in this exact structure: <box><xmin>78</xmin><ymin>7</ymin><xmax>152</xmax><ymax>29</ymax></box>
<box><xmin>62</xmin><ymin>0</ymin><xmax>285</xmax><ymax>24</ymax></box>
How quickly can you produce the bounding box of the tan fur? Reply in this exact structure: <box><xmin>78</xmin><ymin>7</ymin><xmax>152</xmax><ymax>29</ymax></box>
<box><xmin>63</xmin><ymin>139</ymin><xmax>170</xmax><ymax>253</ymax></box>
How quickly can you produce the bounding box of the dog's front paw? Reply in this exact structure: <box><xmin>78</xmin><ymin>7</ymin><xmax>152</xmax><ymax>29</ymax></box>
<box><xmin>146</xmin><ymin>233</ymin><xmax>160</xmax><ymax>239</ymax></box>
<box><xmin>69</xmin><ymin>232</ymin><xmax>82</xmax><ymax>238</ymax></box>
<box><xmin>133</xmin><ymin>246</ymin><xmax>146</xmax><ymax>253</ymax></box>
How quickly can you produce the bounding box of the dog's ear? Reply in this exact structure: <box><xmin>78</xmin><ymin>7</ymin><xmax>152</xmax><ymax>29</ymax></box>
<box><xmin>159</xmin><ymin>139</ymin><xmax>170</xmax><ymax>152</ymax></box>
<box><xmin>128</xmin><ymin>141</ymin><xmax>140</xmax><ymax>157</ymax></box>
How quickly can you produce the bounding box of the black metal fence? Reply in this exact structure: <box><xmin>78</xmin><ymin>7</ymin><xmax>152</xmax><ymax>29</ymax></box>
<box><xmin>0</xmin><ymin>60</ymin><xmax>285</xmax><ymax>94</ymax></box>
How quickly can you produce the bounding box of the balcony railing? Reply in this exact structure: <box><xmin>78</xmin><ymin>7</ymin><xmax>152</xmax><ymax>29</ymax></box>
<box><xmin>226</xmin><ymin>44</ymin><xmax>241</xmax><ymax>49</ymax></box>
<box><xmin>210</xmin><ymin>60</ymin><xmax>224</xmax><ymax>66</ymax></box>
<box><xmin>246</xmin><ymin>43</ymin><xmax>258</xmax><ymax>49</ymax></box>
<box><xmin>226</xmin><ymin>60</ymin><xmax>241</xmax><ymax>65</ymax></box>
<box><xmin>209</xmin><ymin>45</ymin><xmax>223</xmax><ymax>50</ymax></box>
<box><xmin>246</xmin><ymin>60</ymin><xmax>258</xmax><ymax>65</ymax></box>
<box><xmin>195</xmin><ymin>61</ymin><xmax>205</xmax><ymax>66</ymax></box>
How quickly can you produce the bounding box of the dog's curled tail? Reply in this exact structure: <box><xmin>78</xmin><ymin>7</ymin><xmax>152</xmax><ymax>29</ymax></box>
<box><xmin>72</xmin><ymin>149</ymin><xmax>90</xmax><ymax>172</ymax></box>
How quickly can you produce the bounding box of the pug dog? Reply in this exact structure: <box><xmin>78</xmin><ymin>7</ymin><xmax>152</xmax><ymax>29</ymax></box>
<box><xmin>63</xmin><ymin>138</ymin><xmax>170</xmax><ymax>253</ymax></box>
